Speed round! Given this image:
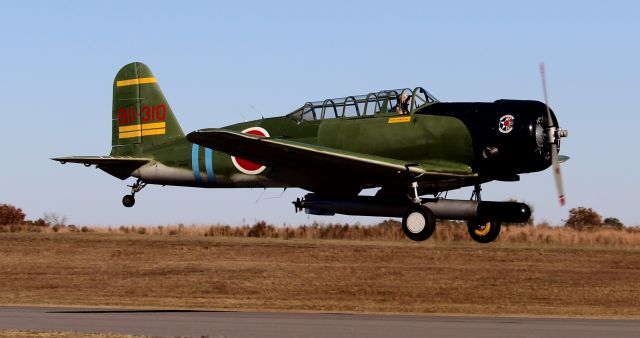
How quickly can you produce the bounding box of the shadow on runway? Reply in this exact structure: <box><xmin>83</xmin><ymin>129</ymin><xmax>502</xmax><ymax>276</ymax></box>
<box><xmin>47</xmin><ymin>309</ymin><xmax>234</xmax><ymax>314</ymax></box>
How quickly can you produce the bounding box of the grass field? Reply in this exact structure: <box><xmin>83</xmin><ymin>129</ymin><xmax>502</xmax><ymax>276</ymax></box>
<box><xmin>1</xmin><ymin>232</ymin><xmax>639</xmax><ymax>318</ymax></box>
<box><xmin>0</xmin><ymin>330</ymin><xmax>147</xmax><ymax>338</ymax></box>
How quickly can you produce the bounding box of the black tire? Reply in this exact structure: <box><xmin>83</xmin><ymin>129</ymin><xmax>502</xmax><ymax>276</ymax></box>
<box><xmin>401</xmin><ymin>205</ymin><xmax>436</xmax><ymax>241</ymax></box>
<box><xmin>122</xmin><ymin>195</ymin><xmax>135</xmax><ymax>208</ymax></box>
<box><xmin>467</xmin><ymin>220</ymin><xmax>501</xmax><ymax>243</ymax></box>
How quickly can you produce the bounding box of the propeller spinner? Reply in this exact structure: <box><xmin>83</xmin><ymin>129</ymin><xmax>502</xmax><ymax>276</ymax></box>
<box><xmin>539</xmin><ymin>63</ymin><xmax>568</xmax><ymax>206</ymax></box>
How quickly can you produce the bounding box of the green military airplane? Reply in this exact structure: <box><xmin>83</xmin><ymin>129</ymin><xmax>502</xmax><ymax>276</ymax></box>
<box><xmin>53</xmin><ymin>62</ymin><xmax>568</xmax><ymax>243</ymax></box>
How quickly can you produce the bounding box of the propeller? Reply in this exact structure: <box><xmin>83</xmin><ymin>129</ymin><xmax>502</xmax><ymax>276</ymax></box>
<box><xmin>539</xmin><ymin>63</ymin><xmax>568</xmax><ymax>206</ymax></box>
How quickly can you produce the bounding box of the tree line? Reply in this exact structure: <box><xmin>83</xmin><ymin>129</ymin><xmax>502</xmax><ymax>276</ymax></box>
<box><xmin>0</xmin><ymin>203</ymin><xmax>630</xmax><ymax>230</ymax></box>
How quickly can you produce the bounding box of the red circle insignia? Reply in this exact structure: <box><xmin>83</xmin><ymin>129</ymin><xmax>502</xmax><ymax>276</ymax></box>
<box><xmin>231</xmin><ymin>127</ymin><xmax>269</xmax><ymax>174</ymax></box>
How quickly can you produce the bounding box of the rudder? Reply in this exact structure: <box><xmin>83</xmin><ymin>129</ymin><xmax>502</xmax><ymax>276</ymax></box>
<box><xmin>111</xmin><ymin>62</ymin><xmax>184</xmax><ymax>156</ymax></box>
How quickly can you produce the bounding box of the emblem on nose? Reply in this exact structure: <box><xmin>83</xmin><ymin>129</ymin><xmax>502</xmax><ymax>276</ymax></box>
<box><xmin>499</xmin><ymin>115</ymin><xmax>514</xmax><ymax>134</ymax></box>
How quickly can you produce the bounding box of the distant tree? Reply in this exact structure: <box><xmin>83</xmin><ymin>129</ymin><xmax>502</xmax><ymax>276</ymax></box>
<box><xmin>32</xmin><ymin>218</ymin><xmax>47</xmax><ymax>226</ymax></box>
<box><xmin>248</xmin><ymin>221</ymin><xmax>275</xmax><ymax>238</ymax></box>
<box><xmin>0</xmin><ymin>204</ymin><xmax>26</xmax><ymax>225</ymax></box>
<box><xmin>43</xmin><ymin>212</ymin><xmax>67</xmax><ymax>227</ymax></box>
<box><xmin>22</xmin><ymin>218</ymin><xmax>48</xmax><ymax>228</ymax></box>
<box><xmin>603</xmin><ymin>217</ymin><xmax>624</xmax><ymax>229</ymax></box>
<box><xmin>565</xmin><ymin>207</ymin><xmax>602</xmax><ymax>230</ymax></box>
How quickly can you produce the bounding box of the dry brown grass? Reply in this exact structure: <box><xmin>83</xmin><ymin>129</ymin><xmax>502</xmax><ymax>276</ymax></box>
<box><xmin>1</xmin><ymin>232</ymin><xmax>639</xmax><ymax>318</ymax></box>
<box><xmin>0</xmin><ymin>330</ymin><xmax>148</xmax><ymax>337</ymax></box>
<box><xmin>145</xmin><ymin>222</ymin><xmax>640</xmax><ymax>247</ymax></box>
<box><xmin>499</xmin><ymin>223</ymin><xmax>640</xmax><ymax>246</ymax></box>
<box><xmin>5</xmin><ymin>220</ymin><xmax>638</xmax><ymax>247</ymax></box>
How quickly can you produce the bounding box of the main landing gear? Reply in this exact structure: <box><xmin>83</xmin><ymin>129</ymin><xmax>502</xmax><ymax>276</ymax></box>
<box><xmin>466</xmin><ymin>184</ymin><xmax>501</xmax><ymax>243</ymax></box>
<box><xmin>122</xmin><ymin>179</ymin><xmax>146</xmax><ymax>208</ymax></box>
<box><xmin>402</xmin><ymin>204</ymin><xmax>436</xmax><ymax>241</ymax></box>
<box><xmin>399</xmin><ymin>183</ymin><xmax>501</xmax><ymax>243</ymax></box>
<box><xmin>401</xmin><ymin>182</ymin><xmax>436</xmax><ymax>241</ymax></box>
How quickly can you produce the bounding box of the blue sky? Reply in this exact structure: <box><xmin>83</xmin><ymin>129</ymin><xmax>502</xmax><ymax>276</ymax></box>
<box><xmin>1</xmin><ymin>1</ymin><xmax>638</xmax><ymax>226</ymax></box>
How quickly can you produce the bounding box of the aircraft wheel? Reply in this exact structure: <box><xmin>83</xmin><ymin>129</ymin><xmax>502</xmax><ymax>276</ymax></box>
<box><xmin>122</xmin><ymin>195</ymin><xmax>135</xmax><ymax>208</ymax></box>
<box><xmin>402</xmin><ymin>205</ymin><xmax>436</xmax><ymax>241</ymax></box>
<box><xmin>467</xmin><ymin>220</ymin><xmax>501</xmax><ymax>243</ymax></box>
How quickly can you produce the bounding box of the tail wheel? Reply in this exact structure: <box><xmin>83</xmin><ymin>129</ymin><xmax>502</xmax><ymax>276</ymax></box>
<box><xmin>402</xmin><ymin>205</ymin><xmax>436</xmax><ymax>241</ymax></box>
<box><xmin>467</xmin><ymin>220</ymin><xmax>501</xmax><ymax>243</ymax></box>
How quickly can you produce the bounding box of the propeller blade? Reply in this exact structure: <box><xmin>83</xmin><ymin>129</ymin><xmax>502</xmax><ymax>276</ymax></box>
<box><xmin>550</xmin><ymin>142</ymin><xmax>566</xmax><ymax>206</ymax></box>
<box><xmin>540</xmin><ymin>63</ymin><xmax>554</xmax><ymax>128</ymax></box>
<box><xmin>540</xmin><ymin>63</ymin><xmax>566</xmax><ymax>206</ymax></box>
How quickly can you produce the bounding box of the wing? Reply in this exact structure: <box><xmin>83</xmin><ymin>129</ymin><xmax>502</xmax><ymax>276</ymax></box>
<box><xmin>51</xmin><ymin>156</ymin><xmax>150</xmax><ymax>179</ymax></box>
<box><xmin>187</xmin><ymin>129</ymin><xmax>474</xmax><ymax>188</ymax></box>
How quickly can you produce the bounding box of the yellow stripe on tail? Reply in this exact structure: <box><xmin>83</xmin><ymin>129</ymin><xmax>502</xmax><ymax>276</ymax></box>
<box><xmin>116</xmin><ymin>77</ymin><xmax>157</xmax><ymax>87</ymax></box>
<box><xmin>118</xmin><ymin>122</ymin><xmax>166</xmax><ymax>139</ymax></box>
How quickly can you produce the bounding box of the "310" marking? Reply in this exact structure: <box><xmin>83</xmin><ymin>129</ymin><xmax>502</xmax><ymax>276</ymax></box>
<box><xmin>117</xmin><ymin>104</ymin><xmax>167</xmax><ymax>125</ymax></box>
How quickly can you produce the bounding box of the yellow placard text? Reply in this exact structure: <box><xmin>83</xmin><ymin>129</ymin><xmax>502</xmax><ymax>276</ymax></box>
<box><xmin>388</xmin><ymin>116</ymin><xmax>412</xmax><ymax>124</ymax></box>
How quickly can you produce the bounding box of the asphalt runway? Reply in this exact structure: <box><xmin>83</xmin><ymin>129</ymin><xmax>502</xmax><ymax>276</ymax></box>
<box><xmin>1</xmin><ymin>306</ymin><xmax>639</xmax><ymax>338</ymax></box>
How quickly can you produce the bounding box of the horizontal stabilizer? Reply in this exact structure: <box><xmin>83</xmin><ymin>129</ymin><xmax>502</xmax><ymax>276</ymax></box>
<box><xmin>51</xmin><ymin>156</ymin><xmax>149</xmax><ymax>179</ymax></box>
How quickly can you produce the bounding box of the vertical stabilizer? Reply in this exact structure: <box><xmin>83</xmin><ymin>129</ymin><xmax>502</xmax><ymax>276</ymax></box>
<box><xmin>111</xmin><ymin>62</ymin><xmax>184</xmax><ymax>156</ymax></box>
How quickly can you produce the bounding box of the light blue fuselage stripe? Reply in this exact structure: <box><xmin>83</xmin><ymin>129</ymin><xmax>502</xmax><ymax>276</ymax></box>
<box><xmin>205</xmin><ymin>148</ymin><xmax>215</xmax><ymax>183</ymax></box>
<box><xmin>191</xmin><ymin>144</ymin><xmax>201</xmax><ymax>183</ymax></box>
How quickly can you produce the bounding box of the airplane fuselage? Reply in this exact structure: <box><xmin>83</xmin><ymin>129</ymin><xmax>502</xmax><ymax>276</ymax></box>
<box><xmin>129</xmin><ymin>99</ymin><xmax>555</xmax><ymax>198</ymax></box>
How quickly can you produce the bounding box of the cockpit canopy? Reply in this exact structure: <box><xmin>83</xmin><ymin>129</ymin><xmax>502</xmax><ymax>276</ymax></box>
<box><xmin>287</xmin><ymin>87</ymin><xmax>438</xmax><ymax>121</ymax></box>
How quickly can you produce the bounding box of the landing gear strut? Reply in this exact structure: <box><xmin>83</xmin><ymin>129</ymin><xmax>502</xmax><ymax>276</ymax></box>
<box><xmin>470</xmin><ymin>183</ymin><xmax>482</xmax><ymax>201</ymax></box>
<box><xmin>122</xmin><ymin>179</ymin><xmax>146</xmax><ymax>208</ymax></box>
<box><xmin>410</xmin><ymin>181</ymin><xmax>421</xmax><ymax>203</ymax></box>
<box><xmin>467</xmin><ymin>184</ymin><xmax>501</xmax><ymax>243</ymax></box>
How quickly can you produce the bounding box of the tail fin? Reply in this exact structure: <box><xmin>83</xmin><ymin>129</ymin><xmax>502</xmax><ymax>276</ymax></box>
<box><xmin>111</xmin><ymin>62</ymin><xmax>184</xmax><ymax>156</ymax></box>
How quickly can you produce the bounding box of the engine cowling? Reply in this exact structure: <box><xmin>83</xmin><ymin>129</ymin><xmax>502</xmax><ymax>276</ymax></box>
<box><xmin>416</xmin><ymin>100</ymin><xmax>560</xmax><ymax>179</ymax></box>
